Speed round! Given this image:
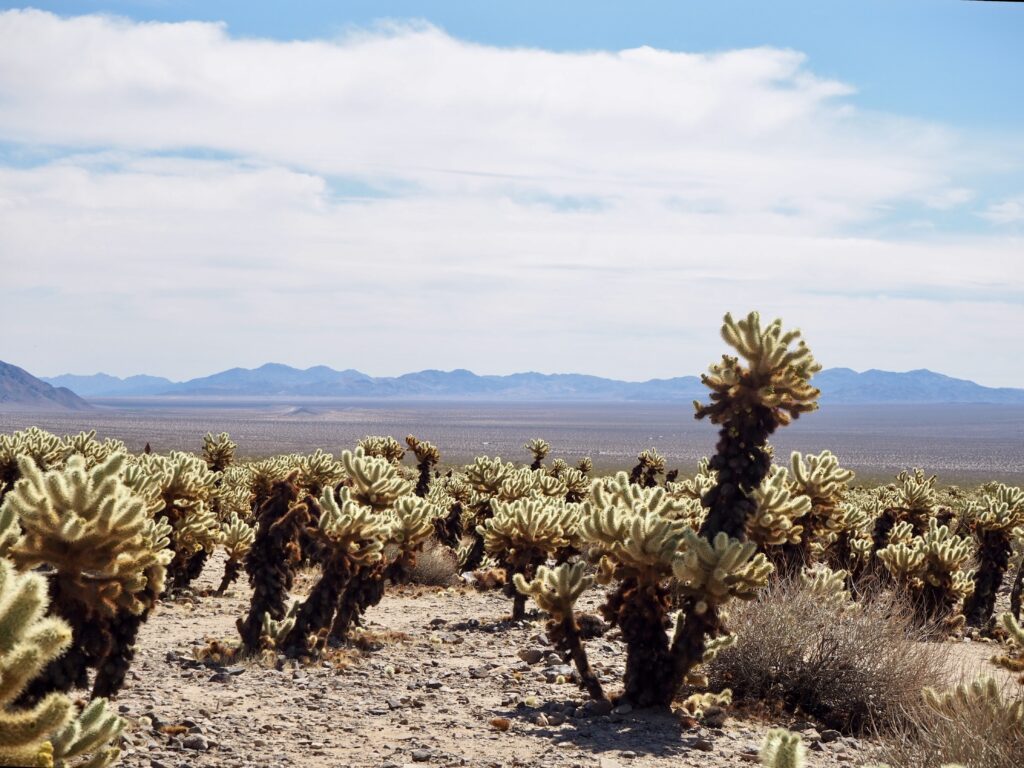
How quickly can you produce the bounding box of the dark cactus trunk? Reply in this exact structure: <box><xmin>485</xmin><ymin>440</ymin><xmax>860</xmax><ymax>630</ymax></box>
<box><xmin>330</xmin><ymin>564</ymin><xmax>387</xmax><ymax>642</ymax></box>
<box><xmin>964</xmin><ymin>530</ymin><xmax>1012</xmax><ymax>628</ymax></box>
<box><xmin>602</xmin><ymin>578</ymin><xmax>675</xmax><ymax>708</ymax></box>
<box><xmin>216</xmin><ymin>558</ymin><xmax>242</xmax><ymax>595</ymax></box>
<box><xmin>549</xmin><ymin>613</ymin><xmax>606</xmax><ymax>702</ymax></box>
<box><xmin>281</xmin><ymin>551</ymin><xmax>354</xmax><ymax>656</ymax></box>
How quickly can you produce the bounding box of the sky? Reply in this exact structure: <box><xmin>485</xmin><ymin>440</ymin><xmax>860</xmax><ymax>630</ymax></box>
<box><xmin>0</xmin><ymin>2</ymin><xmax>1022</xmax><ymax>386</ymax></box>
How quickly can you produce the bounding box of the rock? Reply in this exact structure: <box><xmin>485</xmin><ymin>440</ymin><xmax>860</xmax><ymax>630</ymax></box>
<box><xmin>821</xmin><ymin>729</ymin><xmax>842</xmax><ymax>743</ymax></box>
<box><xmin>488</xmin><ymin>717</ymin><xmax>511</xmax><ymax>731</ymax></box>
<box><xmin>181</xmin><ymin>735</ymin><xmax>208</xmax><ymax>751</ymax></box>
<box><xmin>584</xmin><ymin>699</ymin><xmax>613</xmax><ymax>716</ymax></box>
<box><xmin>702</xmin><ymin>705</ymin><xmax>727</xmax><ymax>728</ymax></box>
<box><xmin>517</xmin><ymin>648</ymin><xmax>544</xmax><ymax>665</ymax></box>
<box><xmin>425</xmin><ymin>679</ymin><xmax>443</xmax><ymax>689</ymax></box>
<box><xmin>532</xmin><ymin>713</ymin><xmax>549</xmax><ymax>726</ymax></box>
<box><xmin>693</xmin><ymin>738</ymin><xmax>714</xmax><ymax>752</ymax></box>
<box><xmin>611</xmin><ymin>703</ymin><xmax>632</xmax><ymax>715</ymax></box>
<box><xmin>411</xmin><ymin>748</ymin><xmax>432</xmax><ymax>762</ymax></box>
<box><xmin>468</xmin><ymin>666</ymin><xmax>490</xmax><ymax>679</ymax></box>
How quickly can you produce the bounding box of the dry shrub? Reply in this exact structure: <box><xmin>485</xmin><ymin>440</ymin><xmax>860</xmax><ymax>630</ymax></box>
<box><xmin>874</xmin><ymin>678</ymin><xmax>1024</xmax><ymax>768</ymax></box>
<box><xmin>705</xmin><ymin>577</ymin><xmax>946</xmax><ymax>734</ymax></box>
<box><xmin>409</xmin><ymin>540</ymin><xmax>459</xmax><ymax>587</ymax></box>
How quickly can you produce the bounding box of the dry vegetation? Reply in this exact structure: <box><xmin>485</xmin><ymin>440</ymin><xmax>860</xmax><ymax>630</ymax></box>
<box><xmin>0</xmin><ymin>311</ymin><xmax>1021</xmax><ymax>768</ymax></box>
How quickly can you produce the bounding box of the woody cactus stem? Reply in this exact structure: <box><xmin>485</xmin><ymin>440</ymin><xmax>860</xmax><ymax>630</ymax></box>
<box><xmin>406</xmin><ymin>436</ymin><xmax>440</xmax><ymax>498</ymax></box>
<box><xmin>964</xmin><ymin>529</ymin><xmax>1011</xmax><ymax>627</ymax></box>
<box><xmin>1011</xmin><ymin>557</ymin><xmax>1024</xmax><ymax>621</ymax></box>
<box><xmin>237</xmin><ymin>476</ymin><xmax>307</xmax><ymax>651</ymax></box>
<box><xmin>671</xmin><ymin>312</ymin><xmax>819</xmax><ymax>698</ymax></box>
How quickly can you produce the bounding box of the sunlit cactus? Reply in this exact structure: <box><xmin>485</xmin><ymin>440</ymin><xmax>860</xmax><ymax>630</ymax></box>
<box><xmin>524</xmin><ymin>439</ymin><xmax>550</xmax><ymax>471</ymax></box>
<box><xmin>576</xmin><ymin>457</ymin><xmax>593</xmax><ymax>476</ymax></box>
<box><xmin>460</xmin><ymin>457</ymin><xmax>515</xmax><ymax>571</ymax></box>
<box><xmin>873</xmin><ymin>468</ymin><xmax>939</xmax><ymax>551</ymax></box>
<box><xmin>3</xmin><ymin>454</ymin><xmax>172</xmax><ymax>699</ymax></box>
<box><xmin>747</xmin><ymin>466</ymin><xmax>809</xmax><ymax>560</ymax></box>
<box><xmin>135</xmin><ymin>451</ymin><xmax>219</xmax><ymax>590</ymax></box>
<box><xmin>799</xmin><ymin>563</ymin><xmax>852</xmax><ymax>606</ymax></box>
<box><xmin>962</xmin><ymin>487</ymin><xmax>1024</xmax><ymax>628</ymax></box>
<box><xmin>514</xmin><ymin>563</ymin><xmax>606</xmax><ymax>701</ymax></box>
<box><xmin>558</xmin><ymin>467</ymin><xmax>590</xmax><ymax>503</ymax></box>
<box><xmin>0</xmin><ymin>427</ymin><xmax>65</xmax><ymax>505</ymax></box>
<box><xmin>670</xmin><ymin>457</ymin><xmax>717</xmax><ymax>503</ymax></box>
<box><xmin>992</xmin><ymin>612</ymin><xmax>1024</xmax><ymax>682</ymax></box>
<box><xmin>201</xmin><ymin>432</ymin><xmax>236</xmax><ymax>473</ymax></box>
<box><xmin>0</xmin><ymin>558</ymin><xmax>124</xmax><ymax>768</ymax></box>
<box><xmin>384</xmin><ymin>495</ymin><xmax>439</xmax><ymax>582</ymax></box>
<box><xmin>216</xmin><ymin>512</ymin><xmax>256</xmax><ymax>595</ymax></box>
<box><xmin>628</xmin><ymin>448</ymin><xmax>666</xmax><ymax>488</ymax></box>
<box><xmin>341</xmin><ymin>449</ymin><xmax>413</xmax><ymax>512</ymax></box>
<box><xmin>673</xmin><ymin>531</ymin><xmax>773</xmax><ymax>608</ymax></box>
<box><xmin>280</xmin><ymin>486</ymin><xmax>386</xmax><ymax>656</ymax></box>
<box><xmin>405</xmin><ymin>435</ymin><xmax>440</xmax><ymax>497</ymax></box>
<box><xmin>532</xmin><ymin>470</ymin><xmax>568</xmax><ymax>500</ymax></box>
<box><xmin>479</xmin><ymin>498</ymin><xmax>577</xmax><ymax>619</ymax></box>
<box><xmin>60</xmin><ymin>431</ymin><xmax>127</xmax><ymax>470</ymax></box>
<box><xmin>789</xmin><ymin>450</ymin><xmax>854</xmax><ymax>563</ymax></box>
<box><xmin>295</xmin><ymin>449</ymin><xmax>344</xmax><ymax>497</ymax></box>
<box><xmin>922</xmin><ymin>676</ymin><xmax>1023</xmax><ymax>731</ymax></box>
<box><xmin>357</xmin><ymin>435</ymin><xmax>406</xmax><ymax>465</ymax></box>
<box><xmin>877</xmin><ymin>517</ymin><xmax>975</xmax><ymax>630</ymax></box>
<box><xmin>759</xmin><ymin>729</ymin><xmax>805</xmax><ymax>768</ymax></box>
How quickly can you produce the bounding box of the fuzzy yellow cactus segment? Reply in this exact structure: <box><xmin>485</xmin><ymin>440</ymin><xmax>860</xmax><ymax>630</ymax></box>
<box><xmin>405</xmin><ymin>436</ymin><xmax>440</xmax><ymax>466</ymax></box>
<box><xmin>992</xmin><ymin>612</ymin><xmax>1024</xmax><ymax>679</ymax></box>
<box><xmin>748</xmin><ymin>466</ymin><xmax>809</xmax><ymax>547</ymax></box>
<box><xmin>556</xmin><ymin>467</ymin><xmax>590</xmax><ymax>502</ymax></box>
<box><xmin>496</xmin><ymin>469</ymin><xmax>535</xmax><ymax>502</ymax></box>
<box><xmin>464</xmin><ymin>457</ymin><xmax>513</xmax><ymax>498</ymax></box>
<box><xmin>800</xmin><ymin>563</ymin><xmax>852</xmax><ymax>606</ymax></box>
<box><xmin>696</xmin><ymin>311</ymin><xmax>821</xmax><ymax>427</ymax></box>
<box><xmin>295</xmin><ymin>450</ymin><xmax>344</xmax><ymax>496</ymax></box>
<box><xmin>672</xmin><ymin>458</ymin><xmax>717</xmax><ymax>502</ymax></box>
<box><xmin>215</xmin><ymin>468</ymin><xmax>254</xmax><ymax>520</ymax></box>
<box><xmin>387</xmin><ymin>496</ymin><xmax>437</xmax><ymax>554</ymax></box>
<box><xmin>0</xmin><ymin>428</ymin><xmax>64</xmax><ymax>477</ymax></box>
<box><xmin>49</xmin><ymin>697</ymin><xmax>123</xmax><ymax>768</ymax></box>
<box><xmin>896</xmin><ymin>468</ymin><xmax>938</xmax><ymax>513</ymax></box>
<box><xmin>480</xmin><ymin>499</ymin><xmax>573</xmax><ymax>561</ymax></box>
<box><xmin>220</xmin><ymin>513</ymin><xmax>255</xmax><ymax>561</ymax></box>
<box><xmin>4</xmin><ymin>454</ymin><xmax>170</xmax><ymax>616</ymax></box>
<box><xmin>260</xmin><ymin>602</ymin><xmax>300</xmax><ymax>649</ymax></box>
<box><xmin>357</xmin><ymin>436</ymin><xmax>405</xmax><ymax>465</ymax></box>
<box><xmin>970</xmin><ymin>493</ymin><xmax>1024</xmax><ymax>534</ymax></box>
<box><xmin>673</xmin><ymin>531</ymin><xmax>774</xmax><ymax>608</ymax></box>
<box><xmin>60</xmin><ymin>432</ymin><xmax>127</xmax><ymax>470</ymax></box>
<box><xmin>923</xmin><ymin>677</ymin><xmax>1023</xmax><ymax>728</ymax></box>
<box><xmin>581</xmin><ymin>473</ymin><xmax>692</xmax><ymax>578</ymax></box>
<box><xmin>0</xmin><ymin>559</ymin><xmax>73</xmax><ymax>766</ymax></box>
<box><xmin>514</xmin><ymin>562</ymin><xmax>593</xmax><ymax>617</ymax></box>
<box><xmin>201</xmin><ymin>432</ymin><xmax>236</xmax><ymax>473</ymax></box>
<box><xmin>136</xmin><ymin>451</ymin><xmax>220</xmax><ymax>555</ymax></box>
<box><xmin>790</xmin><ymin>450</ymin><xmax>854</xmax><ymax>509</ymax></box>
<box><xmin>524</xmin><ymin>438</ymin><xmax>550</xmax><ymax>469</ymax></box>
<box><xmin>532</xmin><ymin>471</ymin><xmax>568</xmax><ymax>500</ymax></box>
<box><xmin>759</xmin><ymin>728</ymin><xmax>805</xmax><ymax>768</ymax></box>
<box><xmin>319</xmin><ymin>487</ymin><xmax>388</xmax><ymax>565</ymax></box>
<box><xmin>0</xmin><ymin>504</ymin><xmax>17</xmax><ymax>557</ymax></box>
<box><xmin>341</xmin><ymin>449</ymin><xmax>413</xmax><ymax>512</ymax></box>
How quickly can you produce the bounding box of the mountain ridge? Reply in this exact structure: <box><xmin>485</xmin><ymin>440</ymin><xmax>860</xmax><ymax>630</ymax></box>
<box><xmin>0</xmin><ymin>361</ymin><xmax>92</xmax><ymax>411</ymax></box>
<box><xmin>39</xmin><ymin>363</ymin><xmax>1024</xmax><ymax>404</ymax></box>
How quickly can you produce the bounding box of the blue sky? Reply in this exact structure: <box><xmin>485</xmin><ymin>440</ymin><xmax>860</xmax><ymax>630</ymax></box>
<box><xmin>0</xmin><ymin>3</ymin><xmax>1021</xmax><ymax>385</ymax></box>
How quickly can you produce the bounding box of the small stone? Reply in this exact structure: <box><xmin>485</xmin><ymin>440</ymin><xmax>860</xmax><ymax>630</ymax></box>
<box><xmin>611</xmin><ymin>703</ymin><xmax>632</xmax><ymax>715</ymax></box>
<box><xmin>488</xmin><ymin>717</ymin><xmax>511</xmax><ymax>731</ymax></box>
<box><xmin>181</xmin><ymin>735</ymin><xmax>208</xmax><ymax>751</ymax></box>
<box><xmin>693</xmin><ymin>738</ymin><xmax>714</xmax><ymax>752</ymax></box>
<box><xmin>411</xmin><ymin>748</ymin><xmax>432</xmax><ymax>762</ymax></box>
<box><xmin>532</xmin><ymin>713</ymin><xmax>549</xmax><ymax>726</ymax></box>
<box><xmin>425</xmin><ymin>679</ymin><xmax>443</xmax><ymax>689</ymax></box>
<box><xmin>821</xmin><ymin>729</ymin><xmax>842</xmax><ymax>743</ymax></box>
<box><xmin>702</xmin><ymin>705</ymin><xmax>727</xmax><ymax>728</ymax></box>
<box><xmin>518</xmin><ymin>649</ymin><xmax>544</xmax><ymax>665</ymax></box>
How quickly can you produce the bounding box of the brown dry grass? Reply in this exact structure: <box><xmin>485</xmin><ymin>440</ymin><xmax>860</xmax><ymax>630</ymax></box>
<box><xmin>705</xmin><ymin>577</ymin><xmax>947</xmax><ymax>734</ymax></box>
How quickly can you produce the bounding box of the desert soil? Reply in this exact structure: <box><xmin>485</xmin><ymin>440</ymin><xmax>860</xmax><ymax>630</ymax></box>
<box><xmin>110</xmin><ymin>553</ymin><xmax>951</xmax><ymax>768</ymax></box>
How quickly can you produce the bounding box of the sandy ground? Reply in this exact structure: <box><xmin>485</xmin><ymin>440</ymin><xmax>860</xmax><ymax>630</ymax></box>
<box><xmin>107</xmin><ymin>552</ymin><xmax>993</xmax><ymax>768</ymax></box>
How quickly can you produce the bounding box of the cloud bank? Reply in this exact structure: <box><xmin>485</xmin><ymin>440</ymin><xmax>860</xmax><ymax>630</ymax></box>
<box><xmin>0</xmin><ymin>10</ymin><xmax>1020</xmax><ymax>385</ymax></box>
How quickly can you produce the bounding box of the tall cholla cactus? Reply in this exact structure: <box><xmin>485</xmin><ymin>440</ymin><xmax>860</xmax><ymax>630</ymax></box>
<box><xmin>789</xmin><ymin>450</ymin><xmax>854</xmax><ymax>562</ymax></box>
<box><xmin>459</xmin><ymin>456</ymin><xmax>514</xmax><ymax>571</ymax></box>
<box><xmin>478</xmin><ymin>498</ymin><xmax>578</xmax><ymax>620</ymax></box>
<box><xmin>514</xmin><ymin>563</ymin><xmax>606</xmax><ymax>701</ymax></box>
<box><xmin>3</xmin><ymin>454</ymin><xmax>172</xmax><ymax>699</ymax></box>
<box><xmin>216</xmin><ymin>513</ymin><xmax>255</xmax><ymax>595</ymax></box>
<box><xmin>280</xmin><ymin>486</ymin><xmax>386</xmax><ymax>656</ymax></box>
<box><xmin>341</xmin><ymin>448</ymin><xmax>413</xmax><ymax>511</ymax></box>
<box><xmin>201</xmin><ymin>432</ymin><xmax>236</xmax><ymax>473</ymax></box>
<box><xmin>0</xmin><ymin>428</ymin><xmax>65</xmax><ymax>504</ymax></box>
<box><xmin>873</xmin><ymin>468</ymin><xmax>939</xmax><ymax>550</ymax></box>
<box><xmin>962</xmin><ymin>486</ymin><xmax>1024</xmax><ymax>628</ymax></box>
<box><xmin>60</xmin><ymin>431</ymin><xmax>127</xmax><ymax>470</ymax></box>
<box><xmin>405</xmin><ymin>435</ymin><xmax>440</xmax><ymax>498</ymax></box>
<box><xmin>135</xmin><ymin>451</ymin><xmax>219</xmax><ymax>590</ymax></box>
<box><xmin>877</xmin><ymin>517</ymin><xmax>975</xmax><ymax>629</ymax></box>
<box><xmin>524</xmin><ymin>439</ymin><xmax>550</xmax><ymax>471</ymax></box>
<box><xmin>0</xmin><ymin>559</ymin><xmax>124</xmax><ymax>768</ymax></box>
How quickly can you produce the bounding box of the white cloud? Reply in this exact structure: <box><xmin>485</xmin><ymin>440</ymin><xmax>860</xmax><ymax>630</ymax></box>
<box><xmin>0</xmin><ymin>10</ymin><xmax>1021</xmax><ymax>386</ymax></box>
<box><xmin>982</xmin><ymin>196</ymin><xmax>1024</xmax><ymax>225</ymax></box>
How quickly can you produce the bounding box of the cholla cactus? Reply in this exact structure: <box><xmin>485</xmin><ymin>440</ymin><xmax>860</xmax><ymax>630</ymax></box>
<box><xmin>514</xmin><ymin>563</ymin><xmax>606</xmax><ymax>701</ymax></box>
<box><xmin>341</xmin><ymin>449</ymin><xmax>413</xmax><ymax>512</ymax></box>
<box><xmin>559</xmin><ymin>467</ymin><xmax>590</xmax><ymax>504</ymax></box>
<box><xmin>384</xmin><ymin>495</ymin><xmax>438</xmax><ymax>582</ymax></box>
<box><xmin>3</xmin><ymin>454</ymin><xmax>172</xmax><ymax>698</ymax></box>
<box><xmin>759</xmin><ymin>729</ymin><xmax>805</xmax><ymax>768</ymax></box>
<box><xmin>280</xmin><ymin>486</ymin><xmax>387</xmax><ymax>656</ymax></box>
<box><xmin>790</xmin><ymin>450</ymin><xmax>854</xmax><ymax>562</ymax></box>
<box><xmin>135</xmin><ymin>451</ymin><xmax>219</xmax><ymax>590</ymax></box>
<box><xmin>800</xmin><ymin>563</ymin><xmax>852</xmax><ymax>606</ymax></box>
<box><xmin>0</xmin><ymin>559</ymin><xmax>124</xmax><ymax>768</ymax></box>
<box><xmin>923</xmin><ymin>677</ymin><xmax>1022</xmax><ymax>732</ymax></box>
<box><xmin>747</xmin><ymin>466</ymin><xmax>809</xmax><ymax>560</ymax></box>
<box><xmin>479</xmin><ymin>498</ymin><xmax>577</xmax><ymax>619</ymax></box>
<box><xmin>405</xmin><ymin>435</ymin><xmax>440</xmax><ymax>498</ymax></box>
<box><xmin>357</xmin><ymin>436</ymin><xmax>405</xmax><ymax>465</ymax></box>
<box><xmin>216</xmin><ymin>513</ymin><xmax>255</xmax><ymax>595</ymax></box>
<box><xmin>873</xmin><ymin>469</ymin><xmax>939</xmax><ymax>551</ymax></box>
<box><xmin>524</xmin><ymin>439</ymin><xmax>550</xmax><ymax>471</ymax></box>
<box><xmin>671</xmin><ymin>457</ymin><xmax>717</xmax><ymax>502</ymax></box>
<box><xmin>629</xmin><ymin>448</ymin><xmax>666</xmax><ymax>488</ymax></box>
<box><xmin>962</xmin><ymin>487</ymin><xmax>1024</xmax><ymax>628</ymax></box>
<box><xmin>673</xmin><ymin>531</ymin><xmax>773</xmax><ymax>608</ymax></box>
<box><xmin>0</xmin><ymin>428</ymin><xmax>64</xmax><ymax>504</ymax></box>
<box><xmin>878</xmin><ymin>517</ymin><xmax>975</xmax><ymax>629</ymax></box>
<box><xmin>237</xmin><ymin>475</ymin><xmax>310</xmax><ymax>651</ymax></box>
<box><xmin>60</xmin><ymin>431</ymin><xmax>126</xmax><ymax>469</ymax></box>
<box><xmin>295</xmin><ymin>450</ymin><xmax>344</xmax><ymax>497</ymax></box>
<box><xmin>992</xmin><ymin>612</ymin><xmax>1024</xmax><ymax>681</ymax></box>
<box><xmin>460</xmin><ymin>457</ymin><xmax>515</xmax><ymax>571</ymax></box>
<box><xmin>201</xmin><ymin>432</ymin><xmax>236</xmax><ymax>473</ymax></box>
<box><xmin>576</xmin><ymin>457</ymin><xmax>593</xmax><ymax>476</ymax></box>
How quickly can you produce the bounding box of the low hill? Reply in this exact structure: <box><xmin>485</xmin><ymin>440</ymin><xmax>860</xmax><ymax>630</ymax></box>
<box><xmin>0</xmin><ymin>361</ymin><xmax>92</xmax><ymax>411</ymax></box>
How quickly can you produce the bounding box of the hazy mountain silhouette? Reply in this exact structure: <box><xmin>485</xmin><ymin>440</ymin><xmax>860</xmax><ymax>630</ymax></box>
<box><xmin>0</xmin><ymin>361</ymin><xmax>92</xmax><ymax>410</ymax></box>
<box><xmin>39</xmin><ymin>363</ymin><xmax>1024</xmax><ymax>404</ymax></box>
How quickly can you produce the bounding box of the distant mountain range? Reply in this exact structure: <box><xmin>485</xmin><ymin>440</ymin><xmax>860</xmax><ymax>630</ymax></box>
<box><xmin>0</xmin><ymin>361</ymin><xmax>91</xmax><ymax>411</ymax></box>
<box><xmin>30</xmin><ymin>362</ymin><xmax>1024</xmax><ymax>404</ymax></box>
